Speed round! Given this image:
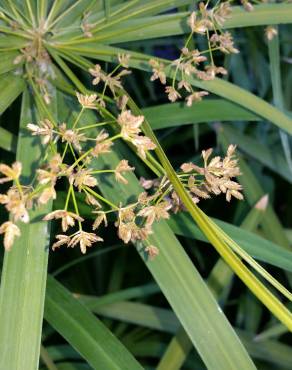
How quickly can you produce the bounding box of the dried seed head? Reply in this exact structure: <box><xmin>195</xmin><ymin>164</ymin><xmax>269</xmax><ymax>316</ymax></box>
<box><xmin>27</xmin><ymin>119</ymin><xmax>54</xmax><ymax>144</ymax></box>
<box><xmin>165</xmin><ymin>86</ymin><xmax>181</xmax><ymax>102</ymax></box>
<box><xmin>118</xmin><ymin>110</ymin><xmax>144</xmax><ymax>140</ymax></box>
<box><xmin>92</xmin><ymin>130</ymin><xmax>113</xmax><ymax>158</ymax></box>
<box><xmin>92</xmin><ymin>212</ymin><xmax>107</xmax><ymax>230</ymax></box>
<box><xmin>52</xmin><ymin>234</ymin><xmax>71</xmax><ymax>251</ymax></box>
<box><xmin>43</xmin><ymin>210</ymin><xmax>84</xmax><ymax>232</ymax></box>
<box><xmin>186</xmin><ymin>91</ymin><xmax>209</xmax><ymax>107</ymax></box>
<box><xmin>0</xmin><ymin>221</ymin><xmax>21</xmax><ymax>251</ymax></box>
<box><xmin>89</xmin><ymin>64</ymin><xmax>105</xmax><ymax>86</ymax></box>
<box><xmin>59</xmin><ymin>123</ymin><xmax>86</xmax><ymax>151</ymax></box>
<box><xmin>115</xmin><ymin>160</ymin><xmax>135</xmax><ymax>184</ymax></box>
<box><xmin>149</xmin><ymin>59</ymin><xmax>166</xmax><ymax>85</ymax></box>
<box><xmin>118</xmin><ymin>53</ymin><xmax>130</xmax><ymax>68</ymax></box>
<box><xmin>210</xmin><ymin>32</ymin><xmax>239</xmax><ymax>54</ymax></box>
<box><xmin>241</xmin><ymin>0</ymin><xmax>254</xmax><ymax>12</ymax></box>
<box><xmin>76</xmin><ymin>92</ymin><xmax>98</xmax><ymax>108</ymax></box>
<box><xmin>69</xmin><ymin>231</ymin><xmax>103</xmax><ymax>254</ymax></box>
<box><xmin>145</xmin><ymin>245</ymin><xmax>159</xmax><ymax>260</ymax></box>
<box><xmin>0</xmin><ymin>162</ymin><xmax>22</xmax><ymax>184</ymax></box>
<box><xmin>1</xmin><ymin>188</ymin><xmax>30</xmax><ymax>223</ymax></box>
<box><xmin>72</xmin><ymin>169</ymin><xmax>97</xmax><ymax>191</ymax></box>
<box><xmin>138</xmin><ymin>201</ymin><xmax>171</xmax><ymax>227</ymax></box>
<box><xmin>132</xmin><ymin>135</ymin><xmax>156</xmax><ymax>159</ymax></box>
<box><xmin>38</xmin><ymin>186</ymin><xmax>56</xmax><ymax>205</ymax></box>
<box><xmin>116</xmin><ymin>95</ymin><xmax>129</xmax><ymax>110</ymax></box>
<box><xmin>265</xmin><ymin>26</ymin><xmax>278</xmax><ymax>41</ymax></box>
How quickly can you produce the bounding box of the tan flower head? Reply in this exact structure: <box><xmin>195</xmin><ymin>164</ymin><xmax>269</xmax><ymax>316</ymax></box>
<box><xmin>186</xmin><ymin>91</ymin><xmax>209</xmax><ymax>107</ymax></box>
<box><xmin>72</xmin><ymin>169</ymin><xmax>97</xmax><ymax>191</ymax></box>
<box><xmin>81</xmin><ymin>11</ymin><xmax>95</xmax><ymax>38</ymax></box>
<box><xmin>0</xmin><ymin>162</ymin><xmax>22</xmax><ymax>184</ymax></box>
<box><xmin>68</xmin><ymin>230</ymin><xmax>103</xmax><ymax>254</ymax></box>
<box><xmin>85</xmin><ymin>194</ymin><xmax>102</xmax><ymax>208</ymax></box>
<box><xmin>103</xmin><ymin>70</ymin><xmax>131</xmax><ymax>94</ymax></box>
<box><xmin>76</xmin><ymin>92</ymin><xmax>98</xmax><ymax>109</ymax></box>
<box><xmin>210</xmin><ymin>32</ymin><xmax>239</xmax><ymax>54</ymax></box>
<box><xmin>0</xmin><ymin>221</ymin><xmax>21</xmax><ymax>251</ymax></box>
<box><xmin>117</xmin><ymin>221</ymin><xmax>138</xmax><ymax>244</ymax></box>
<box><xmin>1</xmin><ymin>188</ymin><xmax>30</xmax><ymax>223</ymax></box>
<box><xmin>187</xmin><ymin>12</ymin><xmax>210</xmax><ymax>34</ymax></box>
<box><xmin>196</xmin><ymin>65</ymin><xmax>227</xmax><ymax>81</ymax></box>
<box><xmin>265</xmin><ymin>26</ymin><xmax>278</xmax><ymax>41</ymax></box>
<box><xmin>89</xmin><ymin>64</ymin><xmax>106</xmax><ymax>86</ymax></box>
<box><xmin>145</xmin><ymin>245</ymin><xmax>159</xmax><ymax>260</ymax></box>
<box><xmin>27</xmin><ymin>119</ymin><xmax>54</xmax><ymax>145</ymax></box>
<box><xmin>180</xmin><ymin>162</ymin><xmax>201</xmax><ymax>173</ymax></box>
<box><xmin>37</xmin><ymin>169</ymin><xmax>57</xmax><ymax>185</ymax></box>
<box><xmin>43</xmin><ymin>210</ymin><xmax>84</xmax><ymax>232</ymax></box>
<box><xmin>0</xmin><ymin>194</ymin><xmax>8</xmax><ymax>204</ymax></box>
<box><xmin>181</xmin><ymin>48</ymin><xmax>207</xmax><ymax>65</ymax></box>
<box><xmin>92</xmin><ymin>130</ymin><xmax>113</xmax><ymax>158</ymax></box>
<box><xmin>117</xmin><ymin>110</ymin><xmax>144</xmax><ymax>140</ymax></box>
<box><xmin>165</xmin><ymin>86</ymin><xmax>181</xmax><ymax>102</ymax></box>
<box><xmin>97</xmin><ymin>97</ymin><xmax>106</xmax><ymax>108</ymax></box>
<box><xmin>178</xmin><ymin>80</ymin><xmax>192</xmax><ymax>92</ymax></box>
<box><xmin>117</xmin><ymin>206</ymin><xmax>135</xmax><ymax>224</ymax></box>
<box><xmin>138</xmin><ymin>201</ymin><xmax>171</xmax><ymax>227</ymax></box>
<box><xmin>115</xmin><ymin>160</ymin><xmax>135</xmax><ymax>184</ymax></box>
<box><xmin>38</xmin><ymin>186</ymin><xmax>56</xmax><ymax>205</ymax></box>
<box><xmin>139</xmin><ymin>177</ymin><xmax>154</xmax><ymax>190</ymax></box>
<box><xmin>241</xmin><ymin>0</ymin><xmax>254</xmax><ymax>12</ymax></box>
<box><xmin>118</xmin><ymin>53</ymin><xmax>130</xmax><ymax>68</ymax></box>
<box><xmin>49</xmin><ymin>153</ymin><xmax>63</xmax><ymax>173</ymax></box>
<box><xmin>149</xmin><ymin>59</ymin><xmax>166</xmax><ymax>85</ymax></box>
<box><xmin>132</xmin><ymin>135</ymin><xmax>156</xmax><ymax>159</ymax></box>
<box><xmin>225</xmin><ymin>184</ymin><xmax>243</xmax><ymax>202</ymax></box>
<box><xmin>52</xmin><ymin>234</ymin><xmax>71</xmax><ymax>251</ymax></box>
<box><xmin>116</xmin><ymin>95</ymin><xmax>129</xmax><ymax>110</ymax></box>
<box><xmin>213</xmin><ymin>2</ymin><xmax>232</xmax><ymax>26</ymax></box>
<box><xmin>92</xmin><ymin>212</ymin><xmax>107</xmax><ymax>230</ymax></box>
<box><xmin>59</xmin><ymin>123</ymin><xmax>86</xmax><ymax>151</ymax></box>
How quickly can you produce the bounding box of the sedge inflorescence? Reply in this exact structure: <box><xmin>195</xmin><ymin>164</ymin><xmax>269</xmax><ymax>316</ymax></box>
<box><xmin>148</xmin><ymin>0</ymin><xmax>275</xmax><ymax>105</ymax></box>
<box><xmin>0</xmin><ymin>71</ymin><xmax>243</xmax><ymax>255</ymax></box>
<box><xmin>0</xmin><ymin>2</ymin><xmax>248</xmax><ymax>256</ymax></box>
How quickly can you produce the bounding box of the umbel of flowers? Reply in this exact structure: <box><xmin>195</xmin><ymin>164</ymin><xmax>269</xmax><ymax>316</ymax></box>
<box><xmin>0</xmin><ymin>3</ymin><xmax>248</xmax><ymax>255</ymax></box>
<box><xmin>0</xmin><ymin>88</ymin><xmax>243</xmax><ymax>255</ymax></box>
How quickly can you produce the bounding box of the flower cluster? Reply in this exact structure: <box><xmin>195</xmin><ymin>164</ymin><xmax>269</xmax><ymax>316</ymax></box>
<box><xmin>140</xmin><ymin>145</ymin><xmax>243</xmax><ymax>214</ymax></box>
<box><xmin>0</xmin><ymin>84</ymin><xmax>243</xmax><ymax>256</ymax></box>
<box><xmin>148</xmin><ymin>1</ymin><xmax>241</xmax><ymax>105</ymax></box>
<box><xmin>12</xmin><ymin>27</ymin><xmax>55</xmax><ymax>105</ymax></box>
<box><xmin>0</xmin><ymin>77</ymin><xmax>159</xmax><ymax>256</ymax></box>
<box><xmin>0</xmin><ymin>52</ymin><xmax>244</xmax><ymax>255</ymax></box>
<box><xmin>89</xmin><ymin>56</ymin><xmax>131</xmax><ymax>102</ymax></box>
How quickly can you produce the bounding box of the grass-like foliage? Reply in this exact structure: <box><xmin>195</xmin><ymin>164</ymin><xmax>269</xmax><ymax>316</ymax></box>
<box><xmin>0</xmin><ymin>1</ymin><xmax>291</xmax><ymax>369</ymax></box>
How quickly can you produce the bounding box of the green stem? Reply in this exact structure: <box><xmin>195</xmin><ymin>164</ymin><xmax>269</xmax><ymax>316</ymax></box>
<box><xmin>70</xmin><ymin>186</ymin><xmax>82</xmax><ymax>230</ymax></box>
<box><xmin>70</xmin><ymin>148</ymin><xmax>93</xmax><ymax>169</ymax></box>
<box><xmin>64</xmin><ymin>185</ymin><xmax>72</xmax><ymax>211</ymax></box>
<box><xmin>91</xmin><ymin>169</ymin><xmax>115</xmax><ymax>174</ymax></box>
<box><xmin>84</xmin><ymin>186</ymin><xmax>119</xmax><ymax>210</ymax></box>
<box><xmin>72</xmin><ymin>107</ymin><xmax>84</xmax><ymax>129</ymax></box>
<box><xmin>77</xmin><ymin>121</ymin><xmax>115</xmax><ymax>131</ymax></box>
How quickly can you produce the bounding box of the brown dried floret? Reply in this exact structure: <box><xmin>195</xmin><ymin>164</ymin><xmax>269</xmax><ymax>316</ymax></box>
<box><xmin>68</xmin><ymin>231</ymin><xmax>103</xmax><ymax>254</ymax></box>
<box><xmin>43</xmin><ymin>210</ymin><xmax>84</xmax><ymax>232</ymax></box>
<box><xmin>0</xmin><ymin>221</ymin><xmax>21</xmax><ymax>251</ymax></box>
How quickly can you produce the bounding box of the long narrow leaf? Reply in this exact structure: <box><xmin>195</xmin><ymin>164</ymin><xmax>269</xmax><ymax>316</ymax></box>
<box><xmin>45</xmin><ymin>276</ymin><xmax>144</xmax><ymax>370</ymax></box>
<box><xmin>0</xmin><ymin>89</ymin><xmax>54</xmax><ymax>369</ymax></box>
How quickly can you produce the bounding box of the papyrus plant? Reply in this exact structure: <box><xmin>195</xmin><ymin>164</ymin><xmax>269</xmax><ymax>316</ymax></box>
<box><xmin>0</xmin><ymin>1</ymin><xmax>291</xmax><ymax>369</ymax></box>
